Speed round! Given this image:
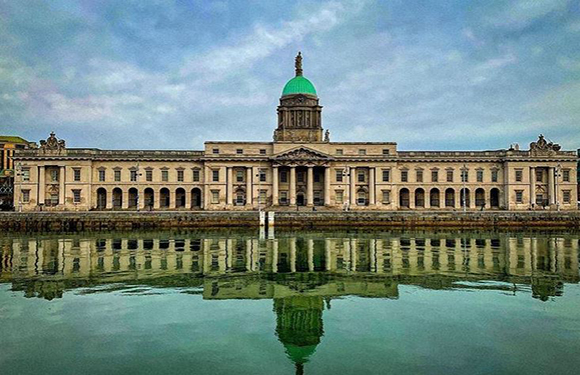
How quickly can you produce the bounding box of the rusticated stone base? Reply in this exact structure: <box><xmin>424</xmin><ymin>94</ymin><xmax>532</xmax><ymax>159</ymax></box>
<box><xmin>0</xmin><ymin>211</ymin><xmax>579</xmax><ymax>232</ymax></box>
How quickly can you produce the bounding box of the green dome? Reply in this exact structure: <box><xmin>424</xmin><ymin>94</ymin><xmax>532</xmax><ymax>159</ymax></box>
<box><xmin>282</xmin><ymin>76</ymin><xmax>317</xmax><ymax>96</ymax></box>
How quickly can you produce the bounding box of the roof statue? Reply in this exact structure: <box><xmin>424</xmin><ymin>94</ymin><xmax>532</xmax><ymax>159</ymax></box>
<box><xmin>295</xmin><ymin>51</ymin><xmax>303</xmax><ymax>76</ymax></box>
<box><xmin>529</xmin><ymin>134</ymin><xmax>561</xmax><ymax>155</ymax></box>
<box><xmin>39</xmin><ymin>132</ymin><xmax>66</xmax><ymax>152</ymax></box>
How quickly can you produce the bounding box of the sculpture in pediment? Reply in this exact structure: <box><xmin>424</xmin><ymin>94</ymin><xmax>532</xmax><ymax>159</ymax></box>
<box><xmin>275</xmin><ymin>147</ymin><xmax>329</xmax><ymax>161</ymax></box>
<box><xmin>529</xmin><ymin>134</ymin><xmax>561</xmax><ymax>155</ymax></box>
<box><xmin>39</xmin><ymin>132</ymin><xmax>66</xmax><ymax>152</ymax></box>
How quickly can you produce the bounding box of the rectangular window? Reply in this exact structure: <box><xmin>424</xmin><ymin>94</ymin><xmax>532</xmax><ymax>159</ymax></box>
<box><xmin>260</xmin><ymin>149</ymin><xmax>266</xmax><ymax>155</ymax></box>
<box><xmin>259</xmin><ymin>190</ymin><xmax>267</xmax><ymax>204</ymax></box>
<box><xmin>192</xmin><ymin>169</ymin><xmax>200</xmax><ymax>182</ymax></box>
<box><xmin>416</xmin><ymin>170</ymin><xmax>423</xmax><ymax>183</ymax></box>
<box><xmin>22</xmin><ymin>189</ymin><xmax>30</xmax><ymax>203</ymax></box>
<box><xmin>177</xmin><ymin>170</ymin><xmax>184</xmax><ymax>182</ymax></box>
<box><xmin>51</xmin><ymin>169</ymin><xmax>59</xmax><ymax>182</ymax></box>
<box><xmin>22</xmin><ymin>168</ymin><xmax>30</xmax><ymax>181</ymax></box>
<box><xmin>73</xmin><ymin>168</ymin><xmax>81</xmax><ymax>182</ymax></box>
<box><xmin>431</xmin><ymin>170</ymin><xmax>438</xmax><ymax>182</ymax></box>
<box><xmin>212</xmin><ymin>148</ymin><xmax>219</xmax><ymax>154</ymax></box>
<box><xmin>476</xmin><ymin>170</ymin><xmax>483</xmax><ymax>183</ymax></box>
<box><xmin>162</xmin><ymin>170</ymin><xmax>169</xmax><ymax>182</ymax></box>
<box><xmin>259</xmin><ymin>169</ymin><xmax>266</xmax><ymax>182</ymax></box>
<box><xmin>146</xmin><ymin>170</ymin><xmax>153</xmax><ymax>182</ymax></box>
<box><xmin>515</xmin><ymin>190</ymin><xmax>523</xmax><ymax>204</ymax></box>
<box><xmin>491</xmin><ymin>170</ymin><xmax>498</xmax><ymax>183</ymax></box>
<box><xmin>563</xmin><ymin>170</ymin><xmax>570</xmax><ymax>182</ymax></box>
<box><xmin>563</xmin><ymin>190</ymin><xmax>571</xmax><ymax>204</ymax></box>
<box><xmin>358</xmin><ymin>170</ymin><xmax>365</xmax><ymax>183</ymax></box>
<box><xmin>535</xmin><ymin>169</ymin><xmax>543</xmax><ymax>182</ymax></box>
<box><xmin>382</xmin><ymin>169</ymin><xmax>390</xmax><ymax>182</ymax></box>
<box><xmin>130</xmin><ymin>170</ymin><xmax>137</xmax><ymax>182</ymax></box>
<box><xmin>211</xmin><ymin>190</ymin><xmax>219</xmax><ymax>204</ymax></box>
<box><xmin>279</xmin><ymin>191</ymin><xmax>288</xmax><ymax>204</ymax></box>
<box><xmin>280</xmin><ymin>171</ymin><xmax>288</xmax><ymax>183</ymax></box>
<box><xmin>401</xmin><ymin>170</ymin><xmax>408</xmax><ymax>183</ymax></box>
<box><xmin>236</xmin><ymin>149</ymin><xmax>243</xmax><ymax>154</ymax></box>
<box><xmin>446</xmin><ymin>170</ymin><xmax>453</xmax><ymax>182</ymax></box>
<box><xmin>515</xmin><ymin>170</ymin><xmax>523</xmax><ymax>182</ymax></box>
<box><xmin>49</xmin><ymin>193</ymin><xmax>59</xmax><ymax>206</ymax></box>
<box><xmin>336</xmin><ymin>170</ymin><xmax>343</xmax><ymax>182</ymax></box>
<box><xmin>236</xmin><ymin>170</ymin><xmax>244</xmax><ymax>183</ymax></box>
<box><xmin>336</xmin><ymin>149</ymin><xmax>343</xmax><ymax>156</ymax></box>
<box><xmin>73</xmin><ymin>189</ymin><xmax>81</xmax><ymax>204</ymax></box>
<box><xmin>297</xmin><ymin>172</ymin><xmax>304</xmax><ymax>183</ymax></box>
<box><xmin>98</xmin><ymin>170</ymin><xmax>106</xmax><ymax>182</ymax></box>
<box><xmin>382</xmin><ymin>190</ymin><xmax>390</xmax><ymax>204</ymax></box>
<box><xmin>461</xmin><ymin>170</ymin><xmax>469</xmax><ymax>183</ymax></box>
<box><xmin>335</xmin><ymin>190</ymin><xmax>344</xmax><ymax>204</ymax></box>
<box><xmin>358</xmin><ymin>149</ymin><xmax>366</xmax><ymax>156</ymax></box>
<box><xmin>382</xmin><ymin>149</ymin><xmax>390</xmax><ymax>155</ymax></box>
<box><xmin>212</xmin><ymin>170</ymin><xmax>220</xmax><ymax>182</ymax></box>
<box><xmin>114</xmin><ymin>170</ymin><xmax>121</xmax><ymax>182</ymax></box>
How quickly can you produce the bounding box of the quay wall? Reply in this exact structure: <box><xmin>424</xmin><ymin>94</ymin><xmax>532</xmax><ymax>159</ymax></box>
<box><xmin>0</xmin><ymin>211</ymin><xmax>579</xmax><ymax>232</ymax></box>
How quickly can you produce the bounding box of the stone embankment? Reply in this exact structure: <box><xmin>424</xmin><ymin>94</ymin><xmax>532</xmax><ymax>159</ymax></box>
<box><xmin>0</xmin><ymin>211</ymin><xmax>579</xmax><ymax>232</ymax></box>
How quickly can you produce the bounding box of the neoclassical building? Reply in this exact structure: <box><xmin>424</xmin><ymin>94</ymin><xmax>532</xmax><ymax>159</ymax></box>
<box><xmin>13</xmin><ymin>53</ymin><xmax>578</xmax><ymax>212</ymax></box>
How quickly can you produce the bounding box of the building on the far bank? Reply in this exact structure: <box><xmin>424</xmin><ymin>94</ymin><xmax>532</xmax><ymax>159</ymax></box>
<box><xmin>0</xmin><ymin>136</ymin><xmax>32</xmax><ymax>210</ymax></box>
<box><xmin>11</xmin><ymin>53</ymin><xmax>579</xmax><ymax>212</ymax></box>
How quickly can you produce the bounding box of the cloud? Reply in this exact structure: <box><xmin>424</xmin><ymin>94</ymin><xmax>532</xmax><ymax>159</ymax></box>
<box><xmin>0</xmin><ymin>0</ymin><xmax>578</xmax><ymax>152</ymax></box>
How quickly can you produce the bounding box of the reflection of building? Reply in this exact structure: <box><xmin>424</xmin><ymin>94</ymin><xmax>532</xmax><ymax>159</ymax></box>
<box><xmin>0</xmin><ymin>136</ymin><xmax>32</xmax><ymax>209</ymax></box>
<box><xmin>12</xmin><ymin>54</ymin><xmax>578</xmax><ymax>212</ymax></box>
<box><xmin>275</xmin><ymin>296</ymin><xmax>325</xmax><ymax>374</ymax></box>
<box><xmin>2</xmin><ymin>232</ymin><xmax>579</xmax><ymax>300</ymax></box>
<box><xmin>2</xmin><ymin>231</ymin><xmax>579</xmax><ymax>372</ymax></box>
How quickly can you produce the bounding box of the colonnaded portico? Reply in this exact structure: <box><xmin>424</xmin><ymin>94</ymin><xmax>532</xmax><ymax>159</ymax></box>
<box><xmin>12</xmin><ymin>53</ymin><xmax>578</xmax><ymax>212</ymax></box>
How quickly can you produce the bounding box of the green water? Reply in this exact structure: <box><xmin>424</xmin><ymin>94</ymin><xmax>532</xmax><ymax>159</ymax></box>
<box><xmin>1</xmin><ymin>229</ymin><xmax>579</xmax><ymax>375</ymax></box>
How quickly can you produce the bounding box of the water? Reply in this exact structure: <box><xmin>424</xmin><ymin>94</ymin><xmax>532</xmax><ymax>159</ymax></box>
<box><xmin>1</xmin><ymin>229</ymin><xmax>579</xmax><ymax>375</ymax></box>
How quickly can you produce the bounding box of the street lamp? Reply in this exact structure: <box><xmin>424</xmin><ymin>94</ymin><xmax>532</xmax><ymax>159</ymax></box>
<box><xmin>255</xmin><ymin>168</ymin><xmax>263</xmax><ymax>212</ymax></box>
<box><xmin>555</xmin><ymin>163</ymin><xmax>561</xmax><ymax>212</ymax></box>
<box><xmin>462</xmin><ymin>163</ymin><xmax>467</xmax><ymax>213</ymax></box>
<box><xmin>342</xmin><ymin>167</ymin><xmax>351</xmax><ymax>211</ymax></box>
<box><xmin>15</xmin><ymin>162</ymin><xmax>23</xmax><ymax>212</ymax></box>
<box><xmin>135</xmin><ymin>161</ymin><xmax>143</xmax><ymax>212</ymax></box>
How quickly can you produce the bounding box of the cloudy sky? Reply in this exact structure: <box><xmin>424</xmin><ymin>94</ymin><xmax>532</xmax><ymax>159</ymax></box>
<box><xmin>1</xmin><ymin>0</ymin><xmax>579</xmax><ymax>151</ymax></box>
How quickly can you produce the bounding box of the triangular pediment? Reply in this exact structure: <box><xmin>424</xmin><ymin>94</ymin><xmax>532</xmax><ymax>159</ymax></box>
<box><xmin>273</xmin><ymin>146</ymin><xmax>330</xmax><ymax>160</ymax></box>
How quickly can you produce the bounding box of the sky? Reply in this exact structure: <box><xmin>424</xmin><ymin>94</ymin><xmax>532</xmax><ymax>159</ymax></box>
<box><xmin>1</xmin><ymin>0</ymin><xmax>579</xmax><ymax>151</ymax></box>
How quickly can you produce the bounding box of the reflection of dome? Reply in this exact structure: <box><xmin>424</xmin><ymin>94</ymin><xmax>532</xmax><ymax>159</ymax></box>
<box><xmin>274</xmin><ymin>296</ymin><xmax>325</xmax><ymax>374</ymax></box>
<box><xmin>282</xmin><ymin>76</ymin><xmax>317</xmax><ymax>97</ymax></box>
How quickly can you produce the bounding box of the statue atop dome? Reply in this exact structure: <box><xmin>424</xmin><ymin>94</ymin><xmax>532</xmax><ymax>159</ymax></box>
<box><xmin>295</xmin><ymin>52</ymin><xmax>303</xmax><ymax>76</ymax></box>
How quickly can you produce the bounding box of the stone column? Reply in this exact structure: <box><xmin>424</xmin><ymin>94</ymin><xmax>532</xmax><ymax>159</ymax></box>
<box><xmin>350</xmin><ymin>167</ymin><xmax>356</xmax><ymax>206</ymax></box>
<box><xmin>272</xmin><ymin>166</ymin><xmax>279</xmax><ymax>206</ymax></box>
<box><xmin>272</xmin><ymin>239</ymin><xmax>278</xmax><ymax>273</ymax></box>
<box><xmin>290</xmin><ymin>166</ymin><xmax>296</xmax><ymax>206</ymax></box>
<box><xmin>529</xmin><ymin>166</ymin><xmax>535</xmax><ymax>206</ymax></box>
<box><xmin>169</xmin><ymin>188</ymin><xmax>176</xmax><ymax>209</ymax></box>
<box><xmin>227</xmin><ymin>167</ymin><xmax>233</xmax><ymax>206</ymax></box>
<box><xmin>548</xmin><ymin>167</ymin><xmax>555</xmax><ymax>205</ymax></box>
<box><xmin>59</xmin><ymin>166</ymin><xmax>65</xmax><ymax>207</ymax></box>
<box><xmin>307</xmin><ymin>166</ymin><xmax>314</xmax><ymax>206</ymax></box>
<box><xmin>122</xmin><ymin>189</ymin><xmax>129</xmax><ymax>209</ymax></box>
<box><xmin>290</xmin><ymin>237</ymin><xmax>296</xmax><ymax>273</ymax></box>
<box><xmin>324</xmin><ymin>167</ymin><xmax>331</xmax><ymax>206</ymax></box>
<box><xmin>307</xmin><ymin>238</ymin><xmax>314</xmax><ymax>271</ymax></box>
<box><xmin>369</xmin><ymin>167</ymin><xmax>376</xmax><ymax>206</ymax></box>
<box><xmin>153</xmin><ymin>188</ymin><xmax>161</xmax><ymax>210</ymax></box>
<box><xmin>246</xmin><ymin>167</ymin><xmax>252</xmax><ymax>206</ymax></box>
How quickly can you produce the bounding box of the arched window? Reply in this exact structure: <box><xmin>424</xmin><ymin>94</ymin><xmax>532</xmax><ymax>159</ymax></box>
<box><xmin>399</xmin><ymin>188</ymin><xmax>410</xmax><ymax>208</ymax></box>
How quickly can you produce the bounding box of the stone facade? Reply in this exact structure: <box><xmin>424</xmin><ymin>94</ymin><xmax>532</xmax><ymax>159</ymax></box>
<box><xmin>12</xmin><ymin>55</ymin><xmax>578</xmax><ymax>212</ymax></box>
